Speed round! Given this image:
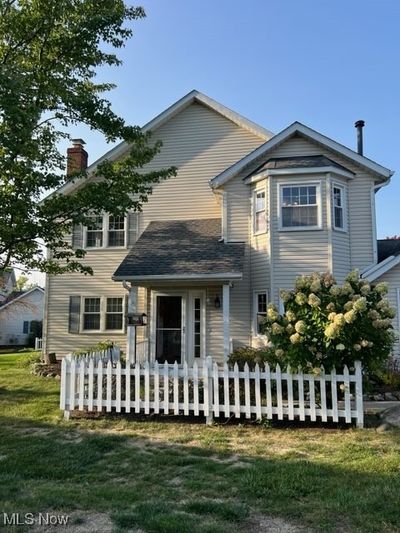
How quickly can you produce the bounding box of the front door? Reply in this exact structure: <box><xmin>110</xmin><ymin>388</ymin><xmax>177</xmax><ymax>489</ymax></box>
<box><xmin>155</xmin><ymin>295</ymin><xmax>184</xmax><ymax>364</ymax></box>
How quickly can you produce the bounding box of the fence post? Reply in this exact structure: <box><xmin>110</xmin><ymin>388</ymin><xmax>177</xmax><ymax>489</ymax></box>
<box><xmin>61</xmin><ymin>355</ymin><xmax>71</xmax><ymax>420</ymax></box>
<box><xmin>354</xmin><ymin>360</ymin><xmax>364</xmax><ymax>428</ymax></box>
<box><xmin>205</xmin><ymin>356</ymin><xmax>214</xmax><ymax>425</ymax></box>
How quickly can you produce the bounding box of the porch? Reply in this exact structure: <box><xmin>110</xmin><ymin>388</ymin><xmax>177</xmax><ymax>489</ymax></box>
<box><xmin>112</xmin><ymin>218</ymin><xmax>245</xmax><ymax>365</ymax></box>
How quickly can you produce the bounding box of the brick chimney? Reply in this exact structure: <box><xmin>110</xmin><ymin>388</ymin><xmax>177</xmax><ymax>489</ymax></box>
<box><xmin>67</xmin><ymin>139</ymin><xmax>88</xmax><ymax>177</ymax></box>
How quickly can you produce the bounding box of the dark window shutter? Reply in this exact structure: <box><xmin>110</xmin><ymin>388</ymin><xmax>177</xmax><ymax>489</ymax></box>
<box><xmin>69</xmin><ymin>296</ymin><xmax>81</xmax><ymax>333</ymax></box>
<box><xmin>72</xmin><ymin>224</ymin><xmax>83</xmax><ymax>249</ymax></box>
<box><xmin>127</xmin><ymin>213</ymin><xmax>138</xmax><ymax>247</ymax></box>
<box><xmin>23</xmin><ymin>321</ymin><xmax>29</xmax><ymax>334</ymax></box>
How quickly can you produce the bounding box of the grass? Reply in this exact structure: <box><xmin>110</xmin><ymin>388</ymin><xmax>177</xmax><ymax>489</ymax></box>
<box><xmin>0</xmin><ymin>353</ymin><xmax>400</xmax><ymax>532</ymax></box>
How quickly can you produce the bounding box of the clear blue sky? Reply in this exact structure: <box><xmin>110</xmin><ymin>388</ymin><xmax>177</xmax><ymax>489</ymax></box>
<box><xmin>71</xmin><ymin>0</ymin><xmax>400</xmax><ymax>239</ymax></box>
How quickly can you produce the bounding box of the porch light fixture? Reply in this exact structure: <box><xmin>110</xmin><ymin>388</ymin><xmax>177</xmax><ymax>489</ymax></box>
<box><xmin>214</xmin><ymin>296</ymin><xmax>221</xmax><ymax>309</ymax></box>
<box><xmin>141</xmin><ymin>313</ymin><xmax>148</xmax><ymax>326</ymax></box>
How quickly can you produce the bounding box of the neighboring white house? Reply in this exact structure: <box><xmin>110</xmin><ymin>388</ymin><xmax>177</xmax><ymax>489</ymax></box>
<box><xmin>0</xmin><ymin>287</ymin><xmax>45</xmax><ymax>346</ymax></box>
<box><xmin>41</xmin><ymin>90</ymin><xmax>399</xmax><ymax>362</ymax></box>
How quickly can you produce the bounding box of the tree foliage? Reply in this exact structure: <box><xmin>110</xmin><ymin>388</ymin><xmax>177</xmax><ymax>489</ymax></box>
<box><xmin>261</xmin><ymin>271</ymin><xmax>396</xmax><ymax>372</ymax></box>
<box><xmin>0</xmin><ymin>0</ymin><xmax>175</xmax><ymax>275</ymax></box>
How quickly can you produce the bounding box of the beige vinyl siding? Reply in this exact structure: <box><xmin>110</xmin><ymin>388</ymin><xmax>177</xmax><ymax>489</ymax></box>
<box><xmin>266</xmin><ymin>135</ymin><xmax>376</xmax><ymax>271</ymax></box>
<box><xmin>270</xmin><ymin>175</ymin><xmax>329</xmax><ymax>303</ymax></box>
<box><xmin>374</xmin><ymin>265</ymin><xmax>400</xmax><ymax>360</ymax></box>
<box><xmin>138</xmin><ymin>102</ymin><xmax>263</xmax><ymax>232</ymax></box>
<box><xmin>44</xmin><ymin>101</ymin><xmax>264</xmax><ymax>357</ymax></box>
<box><xmin>224</xmin><ymin>174</ymin><xmax>250</xmax><ymax>242</ymax></box>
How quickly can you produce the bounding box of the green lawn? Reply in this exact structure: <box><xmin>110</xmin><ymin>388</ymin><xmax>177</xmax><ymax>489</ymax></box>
<box><xmin>0</xmin><ymin>353</ymin><xmax>400</xmax><ymax>532</ymax></box>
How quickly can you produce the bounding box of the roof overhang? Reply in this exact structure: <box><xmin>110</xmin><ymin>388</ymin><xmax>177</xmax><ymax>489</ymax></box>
<box><xmin>210</xmin><ymin>122</ymin><xmax>394</xmax><ymax>189</ymax></box>
<box><xmin>42</xmin><ymin>90</ymin><xmax>273</xmax><ymax>202</ymax></box>
<box><xmin>243</xmin><ymin>165</ymin><xmax>355</xmax><ymax>185</ymax></box>
<box><xmin>361</xmin><ymin>255</ymin><xmax>400</xmax><ymax>282</ymax></box>
<box><xmin>113</xmin><ymin>273</ymin><xmax>243</xmax><ymax>285</ymax></box>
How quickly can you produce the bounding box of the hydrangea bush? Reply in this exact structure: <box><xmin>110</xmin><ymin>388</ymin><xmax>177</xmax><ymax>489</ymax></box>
<box><xmin>261</xmin><ymin>271</ymin><xmax>396</xmax><ymax>372</ymax></box>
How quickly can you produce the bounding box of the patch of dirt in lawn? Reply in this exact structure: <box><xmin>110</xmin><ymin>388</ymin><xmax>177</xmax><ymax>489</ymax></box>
<box><xmin>244</xmin><ymin>513</ymin><xmax>307</xmax><ymax>532</ymax></box>
<box><xmin>16</xmin><ymin>427</ymin><xmax>53</xmax><ymax>437</ymax></box>
<box><xmin>31</xmin><ymin>511</ymin><xmax>113</xmax><ymax>532</ymax></box>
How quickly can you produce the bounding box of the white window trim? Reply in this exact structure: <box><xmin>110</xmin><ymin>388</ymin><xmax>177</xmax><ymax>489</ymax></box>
<box><xmin>83</xmin><ymin>214</ymin><xmax>128</xmax><ymax>250</ymax></box>
<box><xmin>253</xmin><ymin>187</ymin><xmax>267</xmax><ymax>235</ymax></box>
<box><xmin>278</xmin><ymin>181</ymin><xmax>322</xmax><ymax>231</ymax></box>
<box><xmin>331</xmin><ymin>182</ymin><xmax>348</xmax><ymax>232</ymax></box>
<box><xmin>253</xmin><ymin>290</ymin><xmax>268</xmax><ymax>338</ymax></box>
<box><xmin>80</xmin><ymin>295</ymin><xmax>125</xmax><ymax>333</ymax></box>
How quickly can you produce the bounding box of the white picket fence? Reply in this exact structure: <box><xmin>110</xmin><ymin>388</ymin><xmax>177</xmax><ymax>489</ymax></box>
<box><xmin>35</xmin><ymin>337</ymin><xmax>43</xmax><ymax>351</ymax></box>
<box><xmin>60</xmin><ymin>356</ymin><xmax>364</xmax><ymax>427</ymax></box>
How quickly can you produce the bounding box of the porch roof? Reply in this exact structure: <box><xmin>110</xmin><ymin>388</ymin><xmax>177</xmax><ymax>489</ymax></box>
<box><xmin>113</xmin><ymin>218</ymin><xmax>244</xmax><ymax>283</ymax></box>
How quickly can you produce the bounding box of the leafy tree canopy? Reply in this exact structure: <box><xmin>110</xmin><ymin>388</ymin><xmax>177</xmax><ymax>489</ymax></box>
<box><xmin>0</xmin><ymin>0</ymin><xmax>175</xmax><ymax>275</ymax></box>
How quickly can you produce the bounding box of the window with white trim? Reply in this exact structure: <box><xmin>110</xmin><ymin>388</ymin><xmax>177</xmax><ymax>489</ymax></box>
<box><xmin>85</xmin><ymin>214</ymin><xmax>126</xmax><ymax>249</ymax></box>
<box><xmin>253</xmin><ymin>190</ymin><xmax>266</xmax><ymax>234</ymax></box>
<box><xmin>281</xmin><ymin>184</ymin><xmax>320</xmax><ymax>229</ymax></box>
<box><xmin>332</xmin><ymin>184</ymin><xmax>346</xmax><ymax>230</ymax></box>
<box><xmin>254</xmin><ymin>291</ymin><xmax>268</xmax><ymax>335</ymax></box>
<box><xmin>82</xmin><ymin>296</ymin><xmax>124</xmax><ymax>332</ymax></box>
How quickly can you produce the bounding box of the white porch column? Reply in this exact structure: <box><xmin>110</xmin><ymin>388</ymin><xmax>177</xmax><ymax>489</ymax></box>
<box><xmin>222</xmin><ymin>283</ymin><xmax>230</xmax><ymax>361</ymax></box>
<box><xmin>125</xmin><ymin>283</ymin><xmax>137</xmax><ymax>364</ymax></box>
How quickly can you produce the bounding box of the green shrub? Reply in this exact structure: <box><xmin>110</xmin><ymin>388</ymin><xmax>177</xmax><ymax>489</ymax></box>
<box><xmin>72</xmin><ymin>339</ymin><xmax>117</xmax><ymax>356</ymax></box>
<box><xmin>228</xmin><ymin>346</ymin><xmax>279</xmax><ymax>370</ymax></box>
<box><xmin>261</xmin><ymin>270</ymin><xmax>396</xmax><ymax>372</ymax></box>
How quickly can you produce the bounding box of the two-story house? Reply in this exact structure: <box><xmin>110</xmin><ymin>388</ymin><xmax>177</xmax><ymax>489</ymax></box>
<box><xmin>43</xmin><ymin>90</ymin><xmax>399</xmax><ymax>363</ymax></box>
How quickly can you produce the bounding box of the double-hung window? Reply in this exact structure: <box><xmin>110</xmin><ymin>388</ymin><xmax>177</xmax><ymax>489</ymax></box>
<box><xmin>254</xmin><ymin>190</ymin><xmax>266</xmax><ymax>234</ymax></box>
<box><xmin>332</xmin><ymin>184</ymin><xmax>346</xmax><ymax>231</ymax></box>
<box><xmin>82</xmin><ymin>296</ymin><xmax>124</xmax><ymax>332</ymax></box>
<box><xmin>254</xmin><ymin>291</ymin><xmax>268</xmax><ymax>335</ymax></box>
<box><xmin>85</xmin><ymin>214</ymin><xmax>126</xmax><ymax>248</ymax></box>
<box><xmin>280</xmin><ymin>184</ymin><xmax>320</xmax><ymax>229</ymax></box>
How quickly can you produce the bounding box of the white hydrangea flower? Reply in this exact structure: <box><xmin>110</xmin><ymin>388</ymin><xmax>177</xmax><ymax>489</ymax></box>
<box><xmin>344</xmin><ymin>310</ymin><xmax>356</xmax><ymax>323</ymax></box>
<box><xmin>333</xmin><ymin>313</ymin><xmax>346</xmax><ymax>326</ymax></box>
<box><xmin>294</xmin><ymin>320</ymin><xmax>306</xmax><ymax>334</ymax></box>
<box><xmin>308</xmin><ymin>293</ymin><xmax>321</xmax><ymax>308</ymax></box>
<box><xmin>374</xmin><ymin>282</ymin><xmax>389</xmax><ymax>295</ymax></box>
<box><xmin>295</xmin><ymin>292</ymin><xmax>307</xmax><ymax>305</ymax></box>
<box><xmin>336</xmin><ymin>343</ymin><xmax>345</xmax><ymax>351</ymax></box>
<box><xmin>290</xmin><ymin>332</ymin><xmax>302</xmax><ymax>344</ymax></box>
<box><xmin>353</xmin><ymin>297</ymin><xmax>367</xmax><ymax>312</ymax></box>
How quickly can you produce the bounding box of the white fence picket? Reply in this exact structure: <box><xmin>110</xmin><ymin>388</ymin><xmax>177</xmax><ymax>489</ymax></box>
<box><xmin>298</xmin><ymin>369</ymin><xmax>305</xmax><ymax>421</ymax></box>
<box><xmin>193</xmin><ymin>362</ymin><xmax>199</xmax><ymax>416</ymax></box>
<box><xmin>173</xmin><ymin>362</ymin><xmax>179</xmax><ymax>415</ymax></box>
<box><xmin>61</xmin><ymin>357</ymin><xmax>364</xmax><ymax>428</ymax></box>
<box><xmin>320</xmin><ymin>367</ymin><xmax>327</xmax><ymax>422</ymax></box>
<box><xmin>331</xmin><ymin>367</ymin><xmax>338</xmax><ymax>423</ymax></box>
<box><xmin>343</xmin><ymin>365</ymin><xmax>351</xmax><ymax>423</ymax></box>
<box><xmin>125</xmin><ymin>362</ymin><xmax>131</xmax><ymax>413</ymax></box>
<box><xmin>106</xmin><ymin>361</ymin><xmax>112</xmax><ymax>412</ymax></box>
<box><xmin>163</xmin><ymin>362</ymin><xmax>169</xmax><ymax>414</ymax></box>
<box><xmin>144</xmin><ymin>361</ymin><xmax>150</xmax><ymax>414</ymax></box>
<box><xmin>116</xmin><ymin>361</ymin><xmax>122</xmax><ymax>413</ymax></box>
<box><xmin>78</xmin><ymin>360</ymin><xmax>85</xmax><ymax>411</ymax></box>
<box><xmin>244</xmin><ymin>363</ymin><xmax>251</xmax><ymax>419</ymax></box>
<box><xmin>233</xmin><ymin>363</ymin><xmax>240</xmax><ymax>418</ymax></box>
<box><xmin>276</xmin><ymin>364</ymin><xmax>283</xmax><ymax>420</ymax></box>
<box><xmin>223</xmin><ymin>363</ymin><xmax>230</xmax><ymax>418</ymax></box>
<box><xmin>154</xmin><ymin>361</ymin><xmax>160</xmax><ymax>414</ymax></box>
<box><xmin>255</xmin><ymin>364</ymin><xmax>261</xmax><ymax>421</ymax></box>
<box><xmin>287</xmin><ymin>365</ymin><xmax>294</xmax><ymax>420</ymax></box>
<box><xmin>265</xmin><ymin>363</ymin><xmax>272</xmax><ymax>419</ymax></box>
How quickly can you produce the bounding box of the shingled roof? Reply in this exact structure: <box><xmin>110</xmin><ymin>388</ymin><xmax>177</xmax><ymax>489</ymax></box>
<box><xmin>244</xmin><ymin>155</ymin><xmax>354</xmax><ymax>180</ymax></box>
<box><xmin>377</xmin><ymin>239</ymin><xmax>400</xmax><ymax>263</ymax></box>
<box><xmin>113</xmin><ymin>219</ymin><xmax>244</xmax><ymax>282</ymax></box>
